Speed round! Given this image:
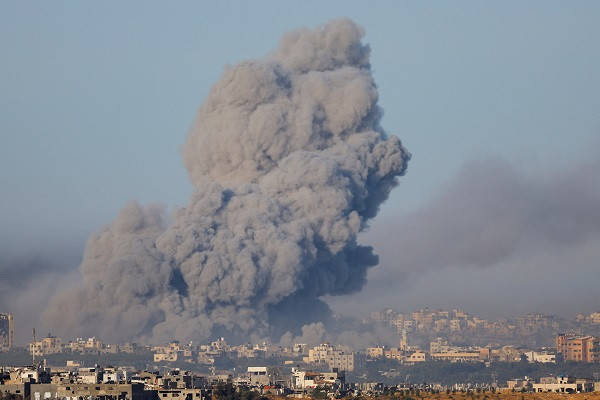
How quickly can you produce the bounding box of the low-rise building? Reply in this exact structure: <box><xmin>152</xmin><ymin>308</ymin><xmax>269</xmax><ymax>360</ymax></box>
<box><xmin>404</xmin><ymin>349</ymin><xmax>427</xmax><ymax>363</ymax></box>
<box><xmin>532</xmin><ymin>376</ymin><xmax>594</xmax><ymax>393</ymax></box>
<box><xmin>523</xmin><ymin>351</ymin><xmax>556</xmax><ymax>363</ymax></box>
<box><xmin>430</xmin><ymin>351</ymin><xmax>480</xmax><ymax>362</ymax></box>
<box><xmin>246</xmin><ymin>367</ymin><xmax>284</xmax><ymax>387</ymax></box>
<box><xmin>291</xmin><ymin>368</ymin><xmax>344</xmax><ymax>391</ymax></box>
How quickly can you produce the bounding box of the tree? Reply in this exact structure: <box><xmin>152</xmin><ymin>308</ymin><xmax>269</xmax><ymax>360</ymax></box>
<box><xmin>214</xmin><ymin>382</ymin><xmax>238</xmax><ymax>400</ymax></box>
<box><xmin>312</xmin><ymin>385</ymin><xmax>328</xmax><ymax>400</ymax></box>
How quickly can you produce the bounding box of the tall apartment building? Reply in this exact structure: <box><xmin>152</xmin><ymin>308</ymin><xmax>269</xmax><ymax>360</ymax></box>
<box><xmin>556</xmin><ymin>334</ymin><xmax>600</xmax><ymax>362</ymax></box>
<box><xmin>0</xmin><ymin>313</ymin><xmax>14</xmax><ymax>349</ymax></box>
<box><xmin>304</xmin><ymin>343</ymin><xmax>355</xmax><ymax>371</ymax></box>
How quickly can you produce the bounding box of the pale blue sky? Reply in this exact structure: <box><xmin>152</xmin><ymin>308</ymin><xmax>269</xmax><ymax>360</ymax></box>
<box><xmin>1</xmin><ymin>2</ymin><xmax>600</xmax><ymax>330</ymax></box>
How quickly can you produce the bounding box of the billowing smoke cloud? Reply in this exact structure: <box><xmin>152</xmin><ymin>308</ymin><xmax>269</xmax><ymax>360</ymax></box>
<box><xmin>376</xmin><ymin>157</ymin><xmax>600</xmax><ymax>274</ymax></box>
<box><xmin>350</xmin><ymin>156</ymin><xmax>600</xmax><ymax>315</ymax></box>
<box><xmin>43</xmin><ymin>19</ymin><xmax>410</xmax><ymax>343</ymax></box>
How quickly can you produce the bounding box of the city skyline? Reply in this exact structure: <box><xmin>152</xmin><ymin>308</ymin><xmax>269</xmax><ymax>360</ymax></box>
<box><xmin>1</xmin><ymin>3</ymin><xmax>600</xmax><ymax>343</ymax></box>
<box><xmin>4</xmin><ymin>307</ymin><xmax>600</xmax><ymax>349</ymax></box>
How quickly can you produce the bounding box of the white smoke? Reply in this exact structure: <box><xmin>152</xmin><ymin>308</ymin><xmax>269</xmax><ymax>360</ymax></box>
<box><xmin>44</xmin><ymin>19</ymin><xmax>410</xmax><ymax>343</ymax></box>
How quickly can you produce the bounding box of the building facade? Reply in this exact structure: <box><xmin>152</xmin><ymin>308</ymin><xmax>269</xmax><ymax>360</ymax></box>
<box><xmin>556</xmin><ymin>334</ymin><xmax>600</xmax><ymax>362</ymax></box>
<box><xmin>0</xmin><ymin>313</ymin><xmax>14</xmax><ymax>349</ymax></box>
<box><xmin>304</xmin><ymin>343</ymin><xmax>355</xmax><ymax>371</ymax></box>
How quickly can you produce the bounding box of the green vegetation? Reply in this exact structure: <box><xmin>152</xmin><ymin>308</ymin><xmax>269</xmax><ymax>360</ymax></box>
<box><xmin>353</xmin><ymin>359</ymin><xmax>600</xmax><ymax>386</ymax></box>
<box><xmin>213</xmin><ymin>382</ymin><xmax>267</xmax><ymax>400</ymax></box>
<box><xmin>311</xmin><ymin>385</ymin><xmax>329</xmax><ymax>399</ymax></box>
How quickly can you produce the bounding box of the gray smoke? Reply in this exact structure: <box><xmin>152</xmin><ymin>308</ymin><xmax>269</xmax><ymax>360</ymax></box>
<box><xmin>43</xmin><ymin>19</ymin><xmax>410</xmax><ymax>343</ymax></box>
<box><xmin>360</xmin><ymin>156</ymin><xmax>600</xmax><ymax>299</ymax></box>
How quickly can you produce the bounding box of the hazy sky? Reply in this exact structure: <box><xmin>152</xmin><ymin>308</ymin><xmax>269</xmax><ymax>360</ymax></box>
<box><xmin>1</xmin><ymin>2</ymin><xmax>600</xmax><ymax>342</ymax></box>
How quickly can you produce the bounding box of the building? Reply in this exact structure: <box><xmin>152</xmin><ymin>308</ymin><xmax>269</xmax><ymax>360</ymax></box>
<box><xmin>523</xmin><ymin>351</ymin><xmax>556</xmax><ymax>363</ymax></box>
<box><xmin>68</xmin><ymin>337</ymin><xmax>106</xmax><ymax>355</ymax></box>
<box><xmin>29</xmin><ymin>383</ymin><xmax>156</xmax><ymax>400</ymax></box>
<box><xmin>29</xmin><ymin>335</ymin><xmax>63</xmax><ymax>356</ymax></box>
<box><xmin>0</xmin><ymin>313</ymin><xmax>14</xmax><ymax>349</ymax></box>
<box><xmin>588</xmin><ymin>312</ymin><xmax>600</xmax><ymax>324</ymax></box>
<box><xmin>404</xmin><ymin>349</ymin><xmax>427</xmax><ymax>363</ymax></box>
<box><xmin>430</xmin><ymin>351</ymin><xmax>480</xmax><ymax>362</ymax></box>
<box><xmin>153</xmin><ymin>342</ymin><xmax>182</xmax><ymax>362</ymax></box>
<box><xmin>246</xmin><ymin>367</ymin><xmax>284</xmax><ymax>387</ymax></box>
<box><xmin>556</xmin><ymin>334</ymin><xmax>600</xmax><ymax>362</ymax></box>
<box><xmin>506</xmin><ymin>377</ymin><xmax>534</xmax><ymax>391</ymax></box>
<box><xmin>304</xmin><ymin>343</ymin><xmax>355</xmax><ymax>371</ymax></box>
<box><xmin>291</xmin><ymin>368</ymin><xmax>345</xmax><ymax>391</ymax></box>
<box><xmin>532</xmin><ymin>376</ymin><xmax>595</xmax><ymax>393</ymax></box>
<box><xmin>429</xmin><ymin>338</ymin><xmax>449</xmax><ymax>354</ymax></box>
<box><xmin>366</xmin><ymin>346</ymin><xmax>386</xmax><ymax>358</ymax></box>
<box><xmin>383</xmin><ymin>348</ymin><xmax>404</xmax><ymax>361</ymax></box>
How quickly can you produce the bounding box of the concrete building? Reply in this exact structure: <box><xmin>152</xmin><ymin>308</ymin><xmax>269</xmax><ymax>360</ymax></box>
<box><xmin>493</xmin><ymin>346</ymin><xmax>524</xmax><ymax>362</ymax></box>
<box><xmin>556</xmin><ymin>334</ymin><xmax>600</xmax><ymax>362</ymax></box>
<box><xmin>506</xmin><ymin>377</ymin><xmax>534</xmax><ymax>391</ymax></box>
<box><xmin>29</xmin><ymin>383</ymin><xmax>156</xmax><ymax>400</ymax></box>
<box><xmin>404</xmin><ymin>349</ymin><xmax>427</xmax><ymax>363</ymax></box>
<box><xmin>430</xmin><ymin>351</ymin><xmax>480</xmax><ymax>362</ymax></box>
<box><xmin>246</xmin><ymin>367</ymin><xmax>284</xmax><ymax>387</ymax></box>
<box><xmin>0</xmin><ymin>313</ymin><xmax>14</xmax><ymax>349</ymax></box>
<box><xmin>366</xmin><ymin>346</ymin><xmax>386</xmax><ymax>358</ymax></box>
<box><xmin>523</xmin><ymin>351</ymin><xmax>556</xmax><ymax>363</ymax></box>
<box><xmin>429</xmin><ymin>338</ymin><xmax>449</xmax><ymax>354</ymax></box>
<box><xmin>30</xmin><ymin>335</ymin><xmax>63</xmax><ymax>356</ymax></box>
<box><xmin>383</xmin><ymin>348</ymin><xmax>403</xmax><ymax>361</ymax></box>
<box><xmin>68</xmin><ymin>337</ymin><xmax>107</xmax><ymax>355</ymax></box>
<box><xmin>532</xmin><ymin>376</ymin><xmax>595</xmax><ymax>393</ymax></box>
<box><xmin>291</xmin><ymin>368</ymin><xmax>345</xmax><ymax>391</ymax></box>
<box><xmin>304</xmin><ymin>343</ymin><xmax>355</xmax><ymax>371</ymax></box>
<box><xmin>588</xmin><ymin>312</ymin><xmax>600</xmax><ymax>324</ymax></box>
<box><xmin>153</xmin><ymin>342</ymin><xmax>182</xmax><ymax>362</ymax></box>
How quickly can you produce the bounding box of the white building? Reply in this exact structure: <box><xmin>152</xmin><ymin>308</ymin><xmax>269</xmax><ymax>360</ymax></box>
<box><xmin>523</xmin><ymin>351</ymin><xmax>556</xmax><ymax>363</ymax></box>
<box><xmin>532</xmin><ymin>376</ymin><xmax>594</xmax><ymax>393</ymax></box>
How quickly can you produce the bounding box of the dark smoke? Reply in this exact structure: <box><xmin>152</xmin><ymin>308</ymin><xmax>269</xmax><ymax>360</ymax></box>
<box><xmin>43</xmin><ymin>19</ymin><xmax>410</xmax><ymax>343</ymax></box>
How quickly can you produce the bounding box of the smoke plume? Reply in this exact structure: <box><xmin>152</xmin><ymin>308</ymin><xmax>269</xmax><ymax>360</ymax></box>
<box><xmin>354</xmin><ymin>156</ymin><xmax>600</xmax><ymax>315</ymax></box>
<box><xmin>43</xmin><ymin>19</ymin><xmax>410</xmax><ymax>343</ymax></box>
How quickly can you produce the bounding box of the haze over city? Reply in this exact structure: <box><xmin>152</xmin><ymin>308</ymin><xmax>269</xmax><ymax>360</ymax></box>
<box><xmin>1</xmin><ymin>2</ymin><xmax>599</xmax><ymax>345</ymax></box>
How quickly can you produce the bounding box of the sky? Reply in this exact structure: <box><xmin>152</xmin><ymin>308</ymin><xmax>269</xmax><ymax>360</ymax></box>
<box><xmin>1</xmin><ymin>1</ymin><xmax>600</xmax><ymax>343</ymax></box>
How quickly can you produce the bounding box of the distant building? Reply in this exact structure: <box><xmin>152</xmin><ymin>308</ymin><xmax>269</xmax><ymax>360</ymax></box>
<box><xmin>532</xmin><ymin>376</ymin><xmax>595</xmax><ymax>393</ymax></box>
<box><xmin>506</xmin><ymin>377</ymin><xmax>534</xmax><ymax>391</ymax></box>
<box><xmin>30</xmin><ymin>335</ymin><xmax>63</xmax><ymax>356</ymax></box>
<box><xmin>404</xmin><ymin>349</ymin><xmax>427</xmax><ymax>363</ymax></box>
<box><xmin>246</xmin><ymin>366</ymin><xmax>284</xmax><ymax>387</ymax></box>
<box><xmin>304</xmin><ymin>343</ymin><xmax>355</xmax><ymax>371</ymax></box>
<box><xmin>153</xmin><ymin>342</ymin><xmax>182</xmax><ymax>362</ymax></box>
<box><xmin>523</xmin><ymin>351</ymin><xmax>556</xmax><ymax>363</ymax></box>
<box><xmin>291</xmin><ymin>367</ymin><xmax>344</xmax><ymax>391</ymax></box>
<box><xmin>556</xmin><ymin>334</ymin><xmax>600</xmax><ymax>362</ymax></box>
<box><xmin>588</xmin><ymin>312</ymin><xmax>600</xmax><ymax>324</ymax></box>
<box><xmin>0</xmin><ymin>313</ymin><xmax>14</xmax><ymax>349</ymax></box>
<box><xmin>366</xmin><ymin>346</ymin><xmax>386</xmax><ymax>358</ymax></box>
